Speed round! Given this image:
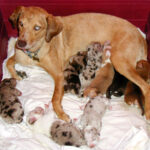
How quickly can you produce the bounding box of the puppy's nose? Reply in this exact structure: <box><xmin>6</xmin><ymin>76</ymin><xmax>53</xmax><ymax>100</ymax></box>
<box><xmin>17</xmin><ymin>40</ymin><xmax>27</xmax><ymax>48</ymax></box>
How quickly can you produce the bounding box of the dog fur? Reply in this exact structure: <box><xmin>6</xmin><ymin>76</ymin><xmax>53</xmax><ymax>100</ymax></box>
<box><xmin>83</xmin><ymin>62</ymin><xmax>114</xmax><ymax>98</ymax></box>
<box><xmin>124</xmin><ymin>60</ymin><xmax>150</xmax><ymax>115</ymax></box>
<box><xmin>7</xmin><ymin>6</ymin><xmax>149</xmax><ymax>122</ymax></box>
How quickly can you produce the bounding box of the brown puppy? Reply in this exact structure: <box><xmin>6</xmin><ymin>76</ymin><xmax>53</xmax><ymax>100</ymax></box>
<box><xmin>125</xmin><ymin>60</ymin><xmax>150</xmax><ymax>115</ymax></box>
<box><xmin>7</xmin><ymin>6</ymin><xmax>149</xmax><ymax>122</ymax></box>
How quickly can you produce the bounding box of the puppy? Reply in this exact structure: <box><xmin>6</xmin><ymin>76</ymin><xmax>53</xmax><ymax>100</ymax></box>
<box><xmin>106</xmin><ymin>70</ymin><xmax>128</xmax><ymax>98</ymax></box>
<box><xmin>64</xmin><ymin>41</ymin><xmax>111</xmax><ymax>97</ymax></box>
<box><xmin>50</xmin><ymin>120</ymin><xmax>86</xmax><ymax>147</ymax></box>
<box><xmin>83</xmin><ymin>56</ymin><xmax>114</xmax><ymax>98</ymax></box>
<box><xmin>0</xmin><ymin>78</ymin><xmax>24</xmax><ymax>123</ymax></box>
<box><xmin>7</xmin><ymin>6</ymin><xmax>149</xmax><ymax>121</ymax></box>
<box><xmin>124</xmin><ymin>60</ymin><xmax>150</xmax><ymax>115</ymax></box>
<box><xmin>80</xmin><ymin>95</ymin><xmax>108</xmax><ymax>147</ymax></box>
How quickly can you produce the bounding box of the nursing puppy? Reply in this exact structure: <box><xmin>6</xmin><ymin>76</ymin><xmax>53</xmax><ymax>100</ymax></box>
<box><xmin>106</xmin><ymin>70</ymin><xmax>128</xmax><ymax>98</ymax></box>
<box><xmin>7</xmin><ymin>6</ymin><xmax>149</xmax><ymax>122</ymax></box>
<box><xmin>64</xmin><ymin>41</ymin><xmax>111</xmax><ymax>97</ymax></box>
<box><xmin>124</xmin><ymin>60</ymin><xmax>150</xmax><ymax>115</ymax></box>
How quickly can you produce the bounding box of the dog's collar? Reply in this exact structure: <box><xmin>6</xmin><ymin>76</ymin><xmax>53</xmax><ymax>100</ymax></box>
<box><xmin>23</xmin><ymin>49</ymin><xmax>40</xmax><ymax>62</ymax></box>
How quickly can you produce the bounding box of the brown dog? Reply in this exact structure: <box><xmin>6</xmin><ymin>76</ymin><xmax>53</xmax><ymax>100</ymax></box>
<box><xmin>125</xmin><ymin>60</ymin><xmax>150</xmax><ymax>115</ymax></box>
<box><xmin>7</xmin><ymin>6</ymin><xmax>149</xmax><ymax>122</ymax></box>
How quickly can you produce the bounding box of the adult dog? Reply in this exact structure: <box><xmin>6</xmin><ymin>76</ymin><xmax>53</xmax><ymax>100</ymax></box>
<box><xmin>7</xmin><ymin>6</ymin><xmax>149</xmax><ymax>122</ymax></box>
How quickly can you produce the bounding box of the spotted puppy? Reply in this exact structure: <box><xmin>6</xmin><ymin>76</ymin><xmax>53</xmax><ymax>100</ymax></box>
<box><xmin>50</xmin><ymin>120</ymin><xmax>86</xmax><ymax>147</ymax></box>
<box><xmin>64</xmin><ymin>41</ymin><xmax>111</xmax><ymax>97</ymax></box>
<box><xmin>80</xmin><ymin>95</ymin><xmax>108</xmax><ymax>147</ymax></box>
<box><xmin>0</xmin><ymin>78</ymin><xmax>24</xmax><ymax>123</ymax></box>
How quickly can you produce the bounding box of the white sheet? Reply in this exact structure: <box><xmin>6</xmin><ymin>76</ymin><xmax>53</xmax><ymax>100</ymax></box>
<box><xmin>1</xmin><ymin>37</ymin><xmax>150</xmax><ymax>150</ymax></box>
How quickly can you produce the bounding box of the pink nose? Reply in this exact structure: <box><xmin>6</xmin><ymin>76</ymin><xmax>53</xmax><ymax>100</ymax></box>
<box><xmin>17</xmin><ymin>40</ymin><xmax>27</xmax><ymax>48</ymax></box>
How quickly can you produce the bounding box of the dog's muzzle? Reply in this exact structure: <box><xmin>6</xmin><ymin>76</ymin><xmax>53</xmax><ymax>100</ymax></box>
<box><xmin>16</xmin><ymin>40</ymin><xmax>27</xmax><ymax>48</ymax></box>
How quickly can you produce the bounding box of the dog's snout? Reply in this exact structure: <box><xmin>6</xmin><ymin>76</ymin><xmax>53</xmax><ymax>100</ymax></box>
<box><xmin>17</xmin><ymin>40</ymin><xmax>27</xmax><ymax>48</ymax></box>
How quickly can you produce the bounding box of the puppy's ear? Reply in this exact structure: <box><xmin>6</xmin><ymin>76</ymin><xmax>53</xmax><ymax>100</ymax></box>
<box><xmin>9</xmin><ymin>6</ymin><xmax>24</xmax><ymax>28</ymax></box>
<box><xmin>45</xmin><ymin>15</ymin><xmax>63</xmax><ymax>42</ymax></box>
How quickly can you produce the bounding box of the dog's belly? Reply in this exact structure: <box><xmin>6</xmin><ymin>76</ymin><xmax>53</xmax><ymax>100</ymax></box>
<box><xmin>62</xmin><ymin>13</ymin><xmax>147</xmax><ymax>62</ymax></box>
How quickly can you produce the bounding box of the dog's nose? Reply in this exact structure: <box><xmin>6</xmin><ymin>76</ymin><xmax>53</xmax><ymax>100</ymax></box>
<box><xmin>17</xmin><ymin>40</ymin><xmax>27</xmax><ymax>48</ymax></box>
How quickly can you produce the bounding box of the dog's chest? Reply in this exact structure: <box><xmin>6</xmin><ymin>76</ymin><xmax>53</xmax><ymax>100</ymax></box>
<box><xmin>15</xmin><ymin>50</ymin><xmax>39</xmax><ymax>66</ymax></box>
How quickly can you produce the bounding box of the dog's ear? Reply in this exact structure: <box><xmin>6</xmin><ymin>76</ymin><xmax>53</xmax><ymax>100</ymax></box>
<box><xmin>45</xmin><ymin>15</ymin><xmax>63</xmax><ymax>42</ymax></box>
<box><xmin>9</xmin><ymin>6</ymin><xmax>24</xmax><ymax>29</ymax></box>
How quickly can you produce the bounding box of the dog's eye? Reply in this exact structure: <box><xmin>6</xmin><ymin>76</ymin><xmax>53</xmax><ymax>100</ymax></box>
<box><xmin>34</xmin><ymin>25</ymin><xmax>41</xmax><ymax>31</ymax></box>
<box><xmin>19</xmin><ymin>21</ymin><xmax>23</xmax><ymax>27</ymax></box>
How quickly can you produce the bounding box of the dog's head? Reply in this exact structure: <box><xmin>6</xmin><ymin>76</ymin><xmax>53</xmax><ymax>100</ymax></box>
<box><xmin>9</xmin><ymin>6</ymin><xmax>63</xmax><ymax>52</ymax></box>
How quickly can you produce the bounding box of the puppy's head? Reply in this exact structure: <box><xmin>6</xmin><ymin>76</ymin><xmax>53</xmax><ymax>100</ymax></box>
<box><xmin>9</xmin><ymin>6</ymin><xmax>63</xmax><ymax>52</ymax></box>
<box><xmin>0</xmin><ymin>78</ymin><xmax>16</xmax><ymax>88</ymax></box>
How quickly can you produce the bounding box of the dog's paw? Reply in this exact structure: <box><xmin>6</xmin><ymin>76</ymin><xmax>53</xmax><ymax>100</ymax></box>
<box><xmin>84</xmin><ymin>87</ymin><xmax>98</xmax><ymax>98</ymax></box>
<box><xmin>124</xmin><ymin>94</ymin><xmax>138</xmax><ymax>105</ymax></box>
<box><xmin>58</xmin><ymin>113</ymin><xmax>71</xmax><ymax>122</ymax></box>
<box><xmin>27</xmin><ymin>107</ymin><xmax>45</xmax><ymax>124</ymax></box>
<box><xmin>16</xmin><ymin>71</ymin><xmax>28</xmax><ymax>79</ymax></box>
<box><xmin>145</xmin><ymin>110</ymin><xmax>150</xmax><ymax>120</ymax></box>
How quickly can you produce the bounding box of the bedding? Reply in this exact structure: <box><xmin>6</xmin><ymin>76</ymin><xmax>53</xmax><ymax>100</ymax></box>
<box><xmin>1</xmin><ymin>37</ymin><xmax>150</xmax><ymax>150</ymax></box>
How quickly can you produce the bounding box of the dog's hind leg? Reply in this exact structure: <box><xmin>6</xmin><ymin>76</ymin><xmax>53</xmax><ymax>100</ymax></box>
<box><xmin>111</xmin><ymin>50</ymin><xmax>150</xmax><ymax>119</ymax></box>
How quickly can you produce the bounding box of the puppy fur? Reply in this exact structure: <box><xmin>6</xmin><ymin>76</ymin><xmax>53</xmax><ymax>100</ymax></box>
<box><xmin>0</xmin><ymin>78</ymin><xmax>24</xmax><ymax>123</ymax></box>
<box><xmin>80</xmin><ymin>95</ymin><xmax>108</xmax><ymax>147</ymax></box>
<box><xmin>64</xmin><ymin>41</ymin><xmax>111</xmax><ymax>97</ymax></box>
<box><xmin>7</xmin><ymin>6</ymin><xmax>149</xmax><ymax>121</ymax></box>
<box><xmin>50</xmin><ymin>120</ymin><xmax>86</xmax><ymax>147</ymax></box>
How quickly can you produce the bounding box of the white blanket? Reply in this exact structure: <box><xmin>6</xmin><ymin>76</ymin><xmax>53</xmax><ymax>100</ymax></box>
<box><xmin>1</xmin><ymin>37</ymin><xmax>150</xmax><ymax>150</ymax></box>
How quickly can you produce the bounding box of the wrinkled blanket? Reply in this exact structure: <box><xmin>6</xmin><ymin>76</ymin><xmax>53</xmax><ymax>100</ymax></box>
<box><xmin>1</xmin><ymin>37</ymin><xmax>150</xmax><ymax>150</ymax></box>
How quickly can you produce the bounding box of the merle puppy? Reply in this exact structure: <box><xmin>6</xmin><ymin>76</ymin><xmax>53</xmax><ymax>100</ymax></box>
<box><xmin>80</xmin><ymin>95</ymin><xmax>108</xmax><ymax>147</ymax></box>
<box><xmin>50</xmin><ymin>120</ymin><xmax>86</xmax><ymax>147</ymax></box>
<box><xmin>0</xmin><ymin>78</ymin><xmax>24</xmax><ymax>123</ymax></box>
<box><xmin>64</xmin><ymin>41</ymin><xmax>111</xmax><ymax>97</ymax></box>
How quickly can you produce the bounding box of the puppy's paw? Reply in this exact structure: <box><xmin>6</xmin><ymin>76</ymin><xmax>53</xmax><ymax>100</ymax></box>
<box><xmin>27</xmin><ymin>107</ymin><xmax>45</xmax><ymax>124</ymax></box>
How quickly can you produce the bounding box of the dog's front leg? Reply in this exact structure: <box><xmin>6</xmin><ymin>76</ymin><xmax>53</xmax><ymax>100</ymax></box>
<box><xmin>6</xmin><ymin>55</ymin><xmax>22</xmax><ymax>80</ymax></box>
<box><xmin>84</xmin><ymin>63</ymin><xmax>114</xmax><ymax>98</ymax></box>
<box><xmin>52</xmin><ymin>73</ymin><xmax>70</xmax><ymax>122</ymax></box>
